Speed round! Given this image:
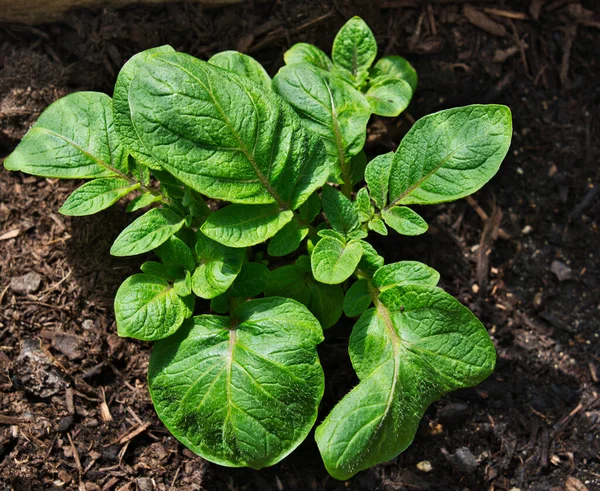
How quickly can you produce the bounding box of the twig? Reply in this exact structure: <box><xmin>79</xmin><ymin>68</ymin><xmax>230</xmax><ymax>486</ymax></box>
<box><xmin>68</xmin><ymin>432</ymin><xmax>83</xmax><ymax>475</ymax></box>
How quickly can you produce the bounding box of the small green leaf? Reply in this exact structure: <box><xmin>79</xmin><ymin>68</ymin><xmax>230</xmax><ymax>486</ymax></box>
<box><xmin>317</xmin><ymin>229</ymin><xmax>346</xmax><ymax>242</ymax></box>
<box><xmin>156</xmin><ymin>235</ymin><xmax>196</xmax><ymax>276</ymax></box>
<box><xmin>140</xmin><ymin>261</ymin><xmax>171</xmax><ymax>280</ymax></box>
<box><xmin>322</xmin><ymin>184</ymin><xmax>360</xmax><ymax>237</ymax></box>
<box><xmin>355</xmin><ymin>188</ymin><xmax>373</xmax><ymax>223</ymax></box>
<box><xmin>59</xmin><ymin>178</ymin><xmax>139</xmax><ymax>216</ymax></box>
<box><xmin>366</xmin><ymin>76</ymin><xmax>413</xmax><ymax>117</ymax></box>
<box><xmin>364</xmin><ymin>152</ymin><xmax>393</xmax><ymax>210</ymax></box>
<box><xmin>373</xmin><ymin>261</ymin><xmax>440</xmax><ymax>291</ymax></box>
<box><xmin>268</xmin><ymin>219</ymin><xmax>309</xmax><ymax>257</ymax></box>
<box><xmin>174</xmin><ymin>271</ymin><xmax>192</xmax><ymax>297</ymax></box>
<box><xmin>348</xmin><ymin>151</ymin><xmax>368</xmax><ymax>186</ymax></box>
<box><xmin>273</xmin><ymin>63</ymin><xmax>370</xmax><ymax>183</ymax></box>
<box><xmin>343</xmin><ymin>279</ymin><xmax>372</xmax><ymax>317</ymax></box>
<box><xmin>127</xmin><ymin>192</ymin><xmax>161</xmax><ymax>212</ymax></box>
<box><xmin>357</xmin><ymin>240</ymin><xmax>384</xmax><ymax>275</ymax></box>
<box><xmin>4</xmin><ymin>92</ymin><xmax>127</xmax><ymax>178</ymax></box>
<box><xmin>113</xmin><ymin>46</ymin><xmax>175</xmax><ymax>169</ymax></box>
<box><xmin>115</xmin><ymin>273</ymin><xmax>193</xmax><ymax>341</ymax></box>
<box><xmin>315</xmin><ymin>285</ymin><xmax>496</xmax><ymax>480</ymax></box>
<box><xmin>265</xmin><ymin>257</ymin><xmax>343</xmax><ymax>329</ymax></box>
<box><xmin>209</xmin><ymin>51</ymin><xmax>271</xmax><ymax>89</ymax></box>
<box><xmin>382</xmin><ymin>206</ymin><xmax>428</xmax><ymax>236</ymax></box>
<box><xmin>148</xmin><ymin>297</ymin><xmax>325</xmax><ymax>469</ymax></box>
<box><xmin>311</xmin><ymin>237</ymin><xmax>363</xmax><ymax>284</ymax></box>
<box><xmin>182</xmin><ymin>188</ymin><xmax>211</xmax><ymax>219</ymax></box>
<box><xmin>370</xmin><ymin>55</ymin><xmax>417</xmax><ymax>92</ymax></box>
<box><xmin>388</xmin><ymin>105</ymin><xmax>513</xmax><ymax>206</ymax></box>
<box><xmin>191</xmin><ymin>231</ymin><xmax>245</xmax><ymax>299</ymax></box>
<box><xmin>229</xmin><ymin>262</ymin><xmax>270</xmax><ymax>298</ymax></box>
<box><xmin>210</xmin><ymin>294</ymin><xmax>230</xmax><ymax>314</ymax></box>
<box><xmin>284</xmin><ymin>43</ymin><xmax>333</xmax><ymax>71</ymax></box>
<box><xmin>299</xmin><ymin>193</ymin><xmax>321</xmax><ymax>223</ymax></box>
<box><xmin>332</xmin><ymin>16</ymin><xmax>377</xmax><ymax>79</ymax></box>
<box><xmin>110</xmin><ymin>208</ymin><xmax>185</xmax><ymax>256</ymax></box>
<box><xmin>201</xmin><ymin>204</ymin><xmax>294</xmax><ymax>248</ymax></box>
<box><xmin>368</xmin><ymin>217</ymin><xmax>388</xmax><ymax>236</ymax></box>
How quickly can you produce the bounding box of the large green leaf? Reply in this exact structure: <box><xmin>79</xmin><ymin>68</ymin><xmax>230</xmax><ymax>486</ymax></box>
<box><xmin>209</xmin><ymin>51</ymin><xmax>271</xmax><ymax>89</ymax></box>
<box><xmin>110</xmin><ymin>207</ymin><xmax>185</xmax><ymax>256</ymax></box>
<box><xmin>264</xmin><ymin>257</ymin><xmax>343</xmax><ymax>329</ymax></box>
<box><xmin>59</xmin><ymin>178</ymin><xmax>139</xmax><ymax>216</ymax></box>
<box><xmin>372</xmin><ymin>261</ymin><xmax>440</xmax><ymax>291</ymax></box>
<box><xmin>128</xmin><ymin>52</ymin><xmax>328</xmax><ymax>208</ymax></box>
<box><xmin>284</xmin><ymin>43</ymin><xmax>333</xmax><ymax>71</ymax></box>
<box><xmin>273</xmin><ymin>63</ymin><xmax>370</xmax><ymax>183</ymax></box>
<box><xmin>332</xmin><ymin>16</ymin><xmax>377</xmax><ymax>80</ymax></box>
<box><xmin>4</xmin><ymin>92</ymin><xmax>127</xmax><ymax>178</ymax></box>
<box><xmin>311</xmin><ymin>236</ymin><xmax>363</xmax><ymax>285</ymax></box>
<box><xmin>201</xmin><ymin>204</ymin><xmax>294</xmax><ymax>248</ymax></box>
<box><xmin>191</xmin><ymin>231</ymin><xmax>245</xmax><ymax>299</ymax></box>
<box><xmin>115</xmin><ymin>273</ymin><xmax>194</xmax><ymax>341</ymax></box>
<box><xmin>148</xmin><ymin>298</ymin><xmax>325</xmax><ymax>468</ymax></box>
<box><xmin>113</xmin><ymin>45</ymin><xmax>175</xmax><ymax>169</ymax></box>
<box><xmin>315</xmin><ymin>285</ymin><xmax>496</xmax><ymax>479</ymax></box>
<box><xmin>388</xmin><ymin>105</ymin><xmax>512</xmax><ymax>206</ymax></box>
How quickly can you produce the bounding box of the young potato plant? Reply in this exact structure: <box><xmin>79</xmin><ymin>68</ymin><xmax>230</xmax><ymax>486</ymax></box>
<box><xmin>4</xmin><ymin>17</ymin><xmax>512</xmax><ymax>480</ymax></box>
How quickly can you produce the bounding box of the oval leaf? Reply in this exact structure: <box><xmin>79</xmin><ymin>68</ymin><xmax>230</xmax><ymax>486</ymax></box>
<box><xmin>373</xmin><ymin>261</ymin><xmax>440</xmax><ymax>291</ymax></box>
<box><xmin>315</xmin><ymin>285</ymin><xmax>496</xmax><ymax>480</ymax></box>
<box><xmin>110</xmin><ymin>208</ymin><xmax>185</xmax><ymax>256</ymax></box>
<box><xmin>311</xmin><ymin>237</ymin><xmax>363</xmax><ymax>284</ymax></box>
<box><xmin>322</xmin><ymin>184</ymin><xmax>360</xmax><ymax>237</ymax></box>
<box><xmin>370</xmin><ymin>55</ymin><xmax>417</xmax><ymax>92</ymax></box>
<box><xmin>4</xmin><ymin>92</ymin><xmax>127</xmax><ymax>178</ymax></box>
<box><xmin>284</xmin><ymin>43</ymin><xmax>333</xmax><ymax>71</ymax></box>
<box><xmin>115</xmin><ymin>273</ymin><xmax>193</xmax><ymax>341</ymax></box>
<box><xmin>332</xmin><ymin>16</ymin><xmax>377</xmax><ymax>78</ymax></box>
<box><xmin>128</xmin><ymin>52</ymin><xmax>328</xmax><ymax>208</ymax></box>
<box><xmin>59</xmin><ymin>178</ymin><xmax>139</xmax><ymax>216</ymax></box>
<box><xmin>388</xmin><ymin>105</ymin><xmax>512</xmax><ymax>206</ymax></box>
<box><xmin>382</xmin><ymin>206</ymin><xmax>428</xmax><ymax>236</ymax></box>
<box><xmin>366</xmin><ymin>76</ymin><xmax>413</xmax><ymax>117</ymax></box>
<box><xmin>364</xmin><ymin>152</ymin><xmax>393</xmax><ymax>210</ymax></box>
<box><xmin>148</xmin><ymin>298</ymin><xmax>325</xmax><ymax>469</ymax></box>
<box><xmin>267</xmin><ymin>219</ymin><xmax>309</xmax><ymax>257</ymax></box>
<box><xmin>343</xmin><ymin>279</ymin><xmax>372</xmax><ymax>317</ymax></box>
<box><xmin>209</xmin><ymin>51</ymin><xmax>271</xmax><ymax>89</ymax></box>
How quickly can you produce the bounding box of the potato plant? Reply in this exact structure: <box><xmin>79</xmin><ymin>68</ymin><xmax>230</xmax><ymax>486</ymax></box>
<box><xmin>4</xmin><ymin>17</ymin><xmax>512</xmax><ymax>480</ymax></box>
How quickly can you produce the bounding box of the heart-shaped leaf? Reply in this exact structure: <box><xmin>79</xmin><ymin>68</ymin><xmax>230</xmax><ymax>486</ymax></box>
<box><xmin>148</xmin><ymin>297</ymin><xmax>325</xmax><ymax>469</ymax></box>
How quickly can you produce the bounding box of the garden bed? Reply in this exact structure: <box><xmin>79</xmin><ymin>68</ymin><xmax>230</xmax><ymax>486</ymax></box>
<box><xmin>0</xmin><ymin>1</ymin><xmax>599</xmax><ymax>490</ymax></box>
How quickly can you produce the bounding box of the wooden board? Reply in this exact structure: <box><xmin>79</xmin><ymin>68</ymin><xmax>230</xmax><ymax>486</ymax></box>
<box><xmin>0</xmin><ymin>0</ymin><xmax>243</xmax><ymax>24</ymax></box>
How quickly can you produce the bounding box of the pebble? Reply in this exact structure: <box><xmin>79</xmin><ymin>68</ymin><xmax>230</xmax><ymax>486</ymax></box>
<box><xmin>550</xmin><ymin>260</ymin><xmax>574</xmax><ymax>282</ymax></box>
<box><xmin>10</xmin><ymin>271</ymin><xmax>42</xmax><ymax>294</ymax></box>
<box><xmin>416</xmin><ymin>460</ymin><xmax>433</xmax><ymax>472</ymax></box>
<box><xmin>137</xmin><ymin>478</ymin><xmax>154</xmax><ymax>491</ymax></box>
<box><xmin>444</xmin><ymin>446</ymin><xmax>478</xmax><ymax>474</ymax></box>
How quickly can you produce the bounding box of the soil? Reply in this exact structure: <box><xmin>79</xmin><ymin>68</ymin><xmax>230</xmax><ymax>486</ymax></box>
<box><xmin>0</xmin><ymin>1</ymin><xmax>599</xmax><ymax>490</ymax></box>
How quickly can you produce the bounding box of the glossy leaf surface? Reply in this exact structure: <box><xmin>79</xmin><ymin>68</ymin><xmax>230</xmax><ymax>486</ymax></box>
<box><xmin>59</xmin><ymin>178</ymin><xmax>139</xmax><ymax>216</ymax></box>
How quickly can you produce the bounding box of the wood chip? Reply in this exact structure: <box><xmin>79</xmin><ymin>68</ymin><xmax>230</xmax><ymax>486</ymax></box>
<box><xmin>0</xmin><ymin>229</ymin><xmax>20</xmax><ymax>241</ymax></box>
<box><xmin>484</xmin><ymin>8</ymin><xmax>529</xmax><ymax>20</ymax></box>
<box><xmin>463</xmin><ymin>5</ymin><xmax>507</xmax><ymax>36</ymax></box>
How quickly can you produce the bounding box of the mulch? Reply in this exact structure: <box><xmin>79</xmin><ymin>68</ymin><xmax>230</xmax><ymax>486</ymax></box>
<box><xmin>0</xmin><ymin>1</ymin><xmax>599</xmax><ymax>490</ymax></box>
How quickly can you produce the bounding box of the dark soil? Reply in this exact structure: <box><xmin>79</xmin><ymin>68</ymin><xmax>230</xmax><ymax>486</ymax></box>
<box><xmin>1</xmin><ymin>1</ymin><xmax>599</xmax><ymax>490</ymax></box>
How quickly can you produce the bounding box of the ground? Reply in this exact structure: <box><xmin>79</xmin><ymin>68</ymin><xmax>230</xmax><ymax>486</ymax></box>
<box><xmin>0</xmin><ymin>1</ymin><xmax>599</xmax><ymax>490</ymax></box>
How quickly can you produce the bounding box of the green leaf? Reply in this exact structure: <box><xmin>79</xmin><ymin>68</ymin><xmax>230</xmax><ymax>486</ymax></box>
<box><xmin>115</xmin><ymin>273</ymin><xmax>193</xmax><ymax>341</ymax></box>
<box><xmin>4</xmin><ymin>92</ymin><xmax>127</xmax><ymax>178</ymax></box>
<box><xmin>59</xmin><ymin>178</ymin><xmax>139</xmax><ymax>216</ymax></box>
<box><xmin>355</xmin><ymin>188</ymin><xmax>373</xmax><ymax>223</ymax></box>
<box><xmin>110</xmin><ymin>207</ymin><xmax>185</xmax><ymax>256</ymax></box>
<box><xmin>299</xmin><ymin>192</ymin><xmax>321</xmax><ymax>223</ymax></box>
<box><xmin>366</xmin><ymin>76</ymin><xmax>413</xmax><ymax>117</ymax></box>
<box><xmin>315</xmin><ymin>285</ymin><xmax>496</xmax><ymax>479</ymax></box>
<box><xmin>370</xmin><ymin>55</ymin><xmax>417</xmax><ymax>92</ymax></box>
<box><xmin>272</xmin><ymin>63</ymin><xmax>370</xmax><ymax>183</ymax></box>
<box><xmin>388</xmin><ymin>105</ymin><xmax>513</xmax><ymax>206</ymax></box>
<box><xmin>373</xmin><ymin>261</ymin><xmax>440</xmax><ymax>291</ymax></box>
<box><xmin>127</xmin><ymin>192</ymin><xmax>161</xmax><ymax>212</ymax></box>
<box><xmin>332</xmin><ymin>16</ymin><xmax>377</xmax><ymax>79</ymax></box>
<box><xmin>348</xmin><ymin>151</ymin><xmax>368</xmax><ymax>186</ymax></box>
<box><xmin>229</xmin><ymin>262</ymin><xmax>270</xmax><ymax>298</ymax></box>
<box><xmin>174</xmin><ymin>271</ymin><xmax>192</xmax><ymax>297</ymax></box>
<box><xmin>317</xmin><ymin>229</ymin><xmax>346</xmax><ymax>242</ymax></box>
<box><xmin>140</xmin><ymin>261</ymin><xmax>171</xmax><ymax>280</ymax></box>
<box><xmin>157</xmin><ymin>235</ymin><xmax>196</xmax><ymax>276</ymax></box>
<box><xmin>322</xmin><ymin>184</ymin><xmax>360</xmax><ymax>237</ymax></box>
<box><xmin>182</xmin><ymin>188</ymin><xmax>211</xmax><ymax>219</ymax></box>
<box><xmin>113</xmin><ymin>46</ymin><xmax>175</xmax><ymax>169</ymax></box>
<box><xmin>357</xmin><ymin>240</ymin><xmax>384</xmax><ymax>275</ymax></box>
<box><xmin>284</xmin><ymin>43</ymin><xmax>333</xmax><ymax>71</ymax></box>
<box><xmin>148</xmin><ymin>297</ymin><xmax>325</xmax><ymax>468</ymax></box>
<box><xmin>364</xmin><ymin>152</ymin><xmax>393</xmax><ymax>210</ymax></box>
<box><xmin>368</xmin><ymin>217</ymin><xmax>387</xmax><ymax>236</ymax></box>
<box><xmin>343</xmin><ymin>279</ymin><xmax>372</xmax><ymax>317</ymax></box>
<box><xmin>209</xmin><ymin>51</ymin><xmax>271</xmax><ymax>89</ymax></box>
<box><xmin>128</xmin><ymin>52</ymin><xmax>328</xmax><ymax>208</ymax></box>
<box><xmin>311</xmin><ymin>237</ymin><xmax>363</xmax><ymax>284</ymax></box>
<box><xmin>191</xmin><ymin>231</ymin><xmax>245</xmax><ymax>299</ymax></box>
<box><xmin>382</xmin><ymin>206</ymin><xmax>428</xmax><ymax>236</ymax></box>
<box><xmin>265</xmin><ymin>257</ymin><xmax>343</xmax><ymax>329</ymax></box>
<box><xmin>267</xmin><ymin>219</ymin><xmax>309</xmax><ymax>257</ymax></box>
<box><xmin>201</xmin><ymin>204</ymin><xmax>294</xmax><ymax>248</ymax></box>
